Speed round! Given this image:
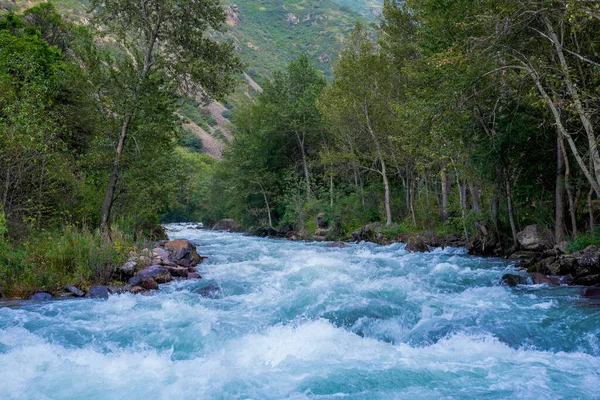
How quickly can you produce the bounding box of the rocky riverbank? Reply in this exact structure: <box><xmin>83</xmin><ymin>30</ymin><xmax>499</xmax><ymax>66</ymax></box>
<box><xmin>208</xmin><ymin>217</ymin><xmax>600</xmax><ymax>294</ymax></box>
<box><xmin>24</xmin><ymin>239</ymin><xmax>206</xmax><ymax>301</ymax></box>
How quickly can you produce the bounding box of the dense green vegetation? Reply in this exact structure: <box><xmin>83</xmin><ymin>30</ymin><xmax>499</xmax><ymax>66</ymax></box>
<box><xmin>0</xmin><ymin>2</ymin><xmax>239</xmax><ymax>297</ymax></box>
<box><xmin>194</xmin><ymin>0</ymin><xmax>600</xmax><ymax>252</ymax></box>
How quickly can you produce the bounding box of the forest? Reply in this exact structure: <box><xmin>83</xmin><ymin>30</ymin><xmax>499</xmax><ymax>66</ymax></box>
<box><xmin>2</xmin><ymin>0</ymin><xmax>600</xmax><ymax>295</ymax></box>
<box><xmin>195</xmin><ymin>0</ymin><xmax>600</xmax><ymax>252</ymax></box>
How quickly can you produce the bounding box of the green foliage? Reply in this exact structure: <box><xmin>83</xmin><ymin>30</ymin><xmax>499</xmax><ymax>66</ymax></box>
<box><xmin>221</xmin><ymin>109</ymin><xmax>233</xmax><ymax>120</ymax></box>
<box><xmin>566</xmin><ymin>228</ymin><xmax>600</xmax><ymax>253</ymax></box>
<box><xmin>0</xmin><ymin>224</ymin><xmax>140</xmax><ymax>297</ymax></box>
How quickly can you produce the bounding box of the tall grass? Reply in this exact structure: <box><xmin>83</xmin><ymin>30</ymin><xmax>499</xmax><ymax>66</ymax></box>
<box><xmin>0</xmin><ymin>222</ymin><xmax>147</xmax><ymax>298</ymax></box>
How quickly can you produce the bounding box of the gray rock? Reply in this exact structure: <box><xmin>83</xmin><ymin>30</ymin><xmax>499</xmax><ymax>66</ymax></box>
<box><xmin>163</xmin><ymin>239</ymin><xmax>202</xmax><ymax>268</ymax></box>
<box><xmin>405</xmin><ymin>236</ymin><xmax>430</xmax><ymax>253</ymax></box>
<box><xmin>65</xmin><ymin>285</ymin><xmax>85</xmax><ymax>297</ymax></box>
<box><xmin>325</xmin><ymin>242</ymin><xmax>348</xmax><ymax>248</ymax></box>
<box><xmin>195</xmin><ymin>284</ymin><xmax>220</xmax><ymax>299</ymax></box>
<box><xmin>517</xmin><ymin>225</ymin><xmax>553</xmax><ymax>251</ymax></box>
<box><xmin>529</xmin><ymin>272</ymin><xmax>559</xmax><ymax>285</ymax></box>
<box><xmin>501</xmin><ymin>274</ymin><xmax>528</xmax><ymax>287</ymax></box>
<box><xmin>135</xmin><ymin>266</ymin><xmax>172</xmax><ymax>284</ymax></box>
<box><xmin>351</xmin><ymin>223</ymin><xmax>381</xmax><ymax>243</ymax></box>
<box><xmin>212</xmin><ymin>218</ymin><xmax>241</xmax><ymax>232</ymax></box>
<box><xmin>86</xmin><ymin>285</ymin><xmax>110</xmax><ymax>299</ymax></box>
<box><xmin>29</xmin><ymin>292</ymin><xmax>53</xmax><ymax>301</ymax></box>
<box><xmin>120</xmin><ymin>261</ymin><xmax>137</xmax><ymax>276</ymax></box>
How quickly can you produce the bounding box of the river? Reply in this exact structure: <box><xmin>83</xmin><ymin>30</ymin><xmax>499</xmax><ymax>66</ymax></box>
<box><xmin>1</xmin><ymin>225</ymin><xmax>599</xmax><ymax>399</ymax></box>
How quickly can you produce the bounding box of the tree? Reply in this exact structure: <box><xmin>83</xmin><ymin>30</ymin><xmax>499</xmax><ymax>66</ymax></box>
<box><xmin>321</xmin><ymin>23</ymin><xmax>402</xmax><ymax>227</ymax></box>
<box><xmin>90</xmin><ymin>0</ymin><xmax>241</xmax><ymax>228</ymax></box>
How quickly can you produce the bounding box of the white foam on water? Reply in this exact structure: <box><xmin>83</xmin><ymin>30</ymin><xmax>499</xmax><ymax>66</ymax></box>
<box><xmin>1</xmin><ymin>227</ymin><xmax>598</xmax><ymax>399</ymax></box>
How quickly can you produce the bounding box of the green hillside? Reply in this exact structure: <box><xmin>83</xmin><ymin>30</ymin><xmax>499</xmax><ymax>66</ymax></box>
<box><xmin>221</xmin><ymin>0</ymin><xmax>368</xmax><ymax>80</ymax></box>
<box><xmin>2</xmin><ymin>0</ymin><xmax>369</xmax><ymax>79</ymax></box>
<box><xmin>332</xmin><ymin>0</ymin><xmax>382</xmax><ymax>19</ymax></box>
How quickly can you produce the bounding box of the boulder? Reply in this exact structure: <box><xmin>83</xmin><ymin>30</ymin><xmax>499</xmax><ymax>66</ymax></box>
<box><xmin>314</xmin><ymin>227</ymin><xmax>330</xmax><ymax>237</ymax></box>
<box><xmin>405</xmin><ymin>236</ymin><xmax>430</xmax><ymax>253</ymax></box>
<box><xmin>573</xmin><ymin>274</ymin><xmax>600</xmax><ymax>286</ymax></box>
<box><xmin>581</xmin><ymin>287</ymin><xmax>600</xmax><ymax>299</ymax></box>
<box><xmin>501</xmin><ymin>274</ymin><xmax>528</xmax><ymax>287</ymax></box>
<box><xmin>529</xmin><ymin>272</ymin><xmax>559</xmax><ymax>285</ymax></box>
<box><xmin>325</xmin><ymin>242</ymin><xmax>348</xmax><ymax>248</ymax></box>
<box><xmin>187</xmin><ymin>272</ymin><xmax>202</xmax><ymax>279</ymax></box>
<box><xmin>517</xmin><ymin>225</ymin><xmax>553</xmax><ymax>251</ymax></box>
<box><xmin>471</xmin><ymin>223</ymin><xmax>499</xmax><ymax>256</ymax></box>
<box><xmin>120</xmin><ymin>261</ymin><xmax>137</xmax><ymax>277</ymax></box>
<box><xmin>66</xmin><ymin>285</ymin><xmax>85</xmax><ymax>297</ymax></box>
<box><xmin>351</xmin><ymin>223</ymin><xmax>381</xmax><ymax>243</ymax></box>
<box><xmin>129</xmin><ymin>286</ymin><xmax>145</xmax><ymax>295</ymax></box>
<box><xmin>164</xmin><ymin>239</ymin><xmax>202</xmax><ymax>268</ymax></box>
<box><xmin>573</xmin><ymin>246</ymin><xmax>600</xmax><ymax>276</ymax></box>
<box><xmin>134</xmin><ymin>266</ymin><xmax>172</xmax><ymax>284</ymax></box>
<box><xmin>195</xmin><ymin>284</ymin><xmax>220</xmax><ymax>299</ymax></box>
<box><xmin>86</xmin><ymin>285</ymin><xmax>110</xmax><ymax>299</ymax></box>
<box><xmin>316</xmin><ymin>213</ymin><xmax>329</xmax><ymax>228</ymax></box>
<box><xmin>212</xmin><ymin>219</ymin><xmax>240</xmax><ymax>232</ymax></box>
<box><xmin>29</xmin><ymin>292</ymin><xmax>52</xmax><ymax>301</ymax></box>
<box><xmin>165</xmin><ymin>266</ymin><xmax>189</xmax><ymax>278</ymax></box>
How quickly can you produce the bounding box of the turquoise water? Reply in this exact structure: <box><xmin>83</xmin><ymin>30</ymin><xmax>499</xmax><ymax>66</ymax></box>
<box><xmin>1</xmin><ymin>225</ymin><xmax>599</xmax><ymax>399</ymax></box>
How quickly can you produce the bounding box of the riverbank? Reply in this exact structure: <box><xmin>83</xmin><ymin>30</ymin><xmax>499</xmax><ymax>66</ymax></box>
<box><xmin>211</xmin><ymin>217</ymin><xmax>600</xmax><ymax>291</ymax></box>
<box><xmin>2</xmin><ymin>227</ymin><xmax>599</xmax><ymax>398</ymax></box>
<box><xmin>0</xmin><ymin>222</ymin><xmax>205</xmax><ymax>300</ymax></box>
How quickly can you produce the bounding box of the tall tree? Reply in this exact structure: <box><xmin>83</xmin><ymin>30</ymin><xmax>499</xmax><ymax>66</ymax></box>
<box><xmin>90</xmin><ymin>0</ymin><xmax>241</xmax><ymax>228</ymax></box>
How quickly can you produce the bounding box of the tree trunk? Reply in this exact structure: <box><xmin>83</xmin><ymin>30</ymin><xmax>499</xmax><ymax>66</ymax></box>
<box><xmin>469</xmin><ymin>183</ymin><xmax>481</xmax><ymax>213</ymax></box>
<box><xmin>382</xmin><ymin>161</ymin><xmax>392</xmax><ymax>228</ymax></box>
<box><xmin>528</xmin><ymin>68</ymin><xmax>600</xmax><ymax>196</ymax></box>
<box><xmin>559</xmin><ymin>135</ymin><xmax>577</xmax><ymax>238</ymax></box>
<box><xmin>588</xmin><ymin>187</ymin><xmax>595</xmax><ymax>231</ymax></box>
<box><xmin>542</xmin><ymin>15</ymin><xmax>600</xmax><ymax>188</ymax></box>
<box><xmin>100</xmin><ymin>114</ymin><xmax>132</xmax><ymax>229</ymax></box>
<box><xmin>259</xmin><ymin>183</ymin><xmax>273</xmax><ymax>229</ymax></box>
<box><xmin>295</xmin><ymin>130</ymin><xmax>311</xmax><ymax>201</ymax></box>
<box><xmin>555</xmin><ymin>135</ymin><xmax>566</xmax><ymax>243</ymax></box>
<box><xmin>363</xmin><ymin>105</ymin><xmax>392</xmax><ymax>227</ymax></box>
<box><xmin>440</xmin><ymin>168</ymin><xmax>450</xmax><ymax>222</ymax></box>
<box><xmin>505</xmin><ymin>175</ymin><xmax>518</xmax><ymax>247</ymax></box>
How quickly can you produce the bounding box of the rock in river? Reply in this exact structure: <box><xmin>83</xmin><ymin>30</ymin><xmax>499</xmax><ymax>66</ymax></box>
<box><xmin>29</xmin><ymin>292</ymin><xmax>53</xmax><ymax>301</ymax></box>
<box><xmin>501</xmin><ymin>274</ymin><xmax>528</xmax><ymax>287</ymax></box>
<box><xmin>86</xmin><ymin>286</ymin><xmax>110</xmax><ymax>299</ymax></box>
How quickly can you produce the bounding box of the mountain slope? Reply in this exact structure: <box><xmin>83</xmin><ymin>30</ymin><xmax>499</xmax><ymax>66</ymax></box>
<box><xmin>221</xmin><ymin>0</ymin><xmax>368</xmax><ymax>79</ymax></box>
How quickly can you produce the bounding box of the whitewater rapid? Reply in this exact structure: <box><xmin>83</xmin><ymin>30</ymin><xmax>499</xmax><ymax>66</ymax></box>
<box><xmin>1</xmin><ymin>226</ymin><xmax>599</xmax><ymax>399</ymax></box>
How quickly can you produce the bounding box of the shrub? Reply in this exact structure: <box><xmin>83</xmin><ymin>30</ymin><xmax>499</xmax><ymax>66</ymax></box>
<box><xmin>221</xmin><ymin>109</ymin><xmax>233</xmax><ymax>120</ymax></box>
<box><xmin>566</xmin><ymin>228</ymin><xmax>600</xmax><ymax>253</ymax></box>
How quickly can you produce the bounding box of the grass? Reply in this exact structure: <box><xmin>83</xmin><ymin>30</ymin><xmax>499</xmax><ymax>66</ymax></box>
<box><xmin>566</xmin><ymin>227</ymin><xmax>600</xmax><ymax>253</ymax></box>
<box><xmin>0</xmin><ymin>222</ymin><xmax>151</xmax><ymax>298</ymax></box>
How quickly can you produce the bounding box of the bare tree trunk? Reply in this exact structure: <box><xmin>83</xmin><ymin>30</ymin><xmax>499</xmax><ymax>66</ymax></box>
<box><xmin>505</xmin><ymin>173</ymin><xmax>518</xmax><ymax>247</ymax></box>
<box><xmin>440</xmin><ymin>168</ymin><xmax>450</xmax><ymax>222</ymax></box>
<box><xmin>364</xmin><ymin>105</ymin><xmax>392</xmax><ymax>227</ymax></box>
<box><xmin>259</xmin><ymin>183</ymin><xmax>273</xmax><ymax>229</ymax></box>
<box><xmin>295</xmin><ymin>130</ymin><xmax>311</xmax><ymax>201</ymax></box>
<box><xmin>555</xmin><ymin>135</ymin><xmax>566</xmax><ymax>243</ymax></box>
<box><xmin>528</xmin><ymin>69</ymin><xmax>600</xmax><ymax>196</ymax></box>
<box><xmin>542</xmin><ymin>15</ymin><xmax>600</xmax><ymax>186</ymax></box>
<box><xmin>559</xmin><ymin>136</ymin><xmax>577</xmax><ymax>238</ymax></box>
<box><xmin>588</xmin><ymin>188</ymin><xmax>595</xmax><ymax>231</ymax></box>
<box><xmin>382</xmin><ymin>162</ymin><xmax>392</xmax><ymax>227</ymax></box>
<box><xmin>100</xmin><ymin>114</ymin><xmax>132</xmax><ymax>228</ymax></box>
<box><xmin>469</xmin><ymin>182</ymin><xmax>481</xmax><ymax>213</ymax></box>
<box><xmin>455</xmin><ymin>173</ymin><xmax>469</xmax><ymax>242</ymax></box>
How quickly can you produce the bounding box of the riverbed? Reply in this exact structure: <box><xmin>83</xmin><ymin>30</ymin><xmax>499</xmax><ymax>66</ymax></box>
<box><xmin>1</xmin><ymin>225</ymin><xmax>599</xmax><ymax>399</ymax></box>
